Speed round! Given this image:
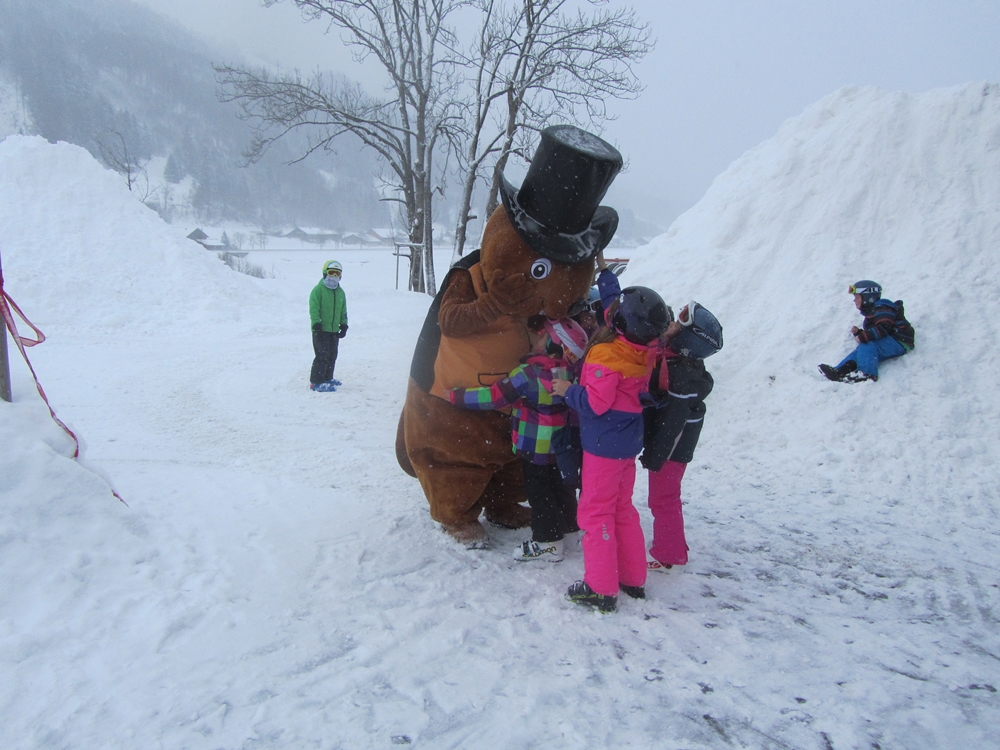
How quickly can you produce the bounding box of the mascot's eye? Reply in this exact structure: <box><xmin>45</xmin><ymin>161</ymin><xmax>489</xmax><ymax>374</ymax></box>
<box><xmin>529</xmin><ymin>258</ymin><xmax>552</xmax><ymax>280</ymax></box>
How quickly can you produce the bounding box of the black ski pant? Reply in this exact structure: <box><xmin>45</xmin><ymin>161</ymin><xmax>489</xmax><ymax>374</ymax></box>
<box><xmin>310</xmin><ymin>330</ymin><xmax>340</xmax><ymax>385</ymax></box>
<box><xmin>522</xmin><ymin>459</ymin><xmax>579</xmax><ymax>543</ymax></box>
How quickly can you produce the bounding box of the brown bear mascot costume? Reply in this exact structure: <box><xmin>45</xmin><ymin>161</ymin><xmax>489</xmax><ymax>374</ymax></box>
<box><xmin>396</xmin><ymin>125</ymin><xmax>624</xmax><ymax>547</ymax></box>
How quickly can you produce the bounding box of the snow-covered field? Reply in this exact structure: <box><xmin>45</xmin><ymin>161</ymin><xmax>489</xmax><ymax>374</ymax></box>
<box><xmin>2</xmin><ymin>83</ymin><xmax>999</xmax><ymax>749</ymax></box>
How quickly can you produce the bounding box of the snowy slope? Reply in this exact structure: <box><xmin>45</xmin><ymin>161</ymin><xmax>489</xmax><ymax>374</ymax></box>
<box><xmin>0</xmin><ymin>136</ymin><xmax>272</xmax><ymax>332</ymax></box>
<box><xmin>1</xmin><ymin>83</ymin><xmax>999</xmax><ymax>750</ymax></box>
<box><xmin>627</xmin><ymin>83</ymin><xmax>1000</xmax><ymax>567</ymax></box>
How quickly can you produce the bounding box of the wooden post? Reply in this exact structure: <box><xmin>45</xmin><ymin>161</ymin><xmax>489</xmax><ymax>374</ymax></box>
<box><xmin>394</xmin><ymin>243</ymin><xmax>421</xmax><ymax>292</ymax></box>
<box><xmin>0</xmin><ymin>249</ymin><xmax>11</xmax><ymax>402</ymax></box>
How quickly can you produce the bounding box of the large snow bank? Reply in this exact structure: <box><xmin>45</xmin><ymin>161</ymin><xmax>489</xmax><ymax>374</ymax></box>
<box><xmin>628</xmin><ymin>82</ymin><xmax>1000</xmax><ymax>520</ymax></box>
<box><xmin>0</xmin><ymin>136</ymin><xmax>268</xmax><ymax>331</ymax></box>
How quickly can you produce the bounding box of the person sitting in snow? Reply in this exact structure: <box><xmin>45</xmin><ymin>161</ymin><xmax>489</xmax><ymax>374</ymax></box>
<box><xmin>309</xmin><ymin>260</ymin><xmax>348</xmax><ymax>392</ymax></box>
<box><xmin>447</xmin><ymin>316</ymin><xmax>589</xmax><ymax>563</ymax></box>
<box><xmin>818</xmin><ymin>280</ymin><xmax>914</xmax><ymax>383</ymax></box>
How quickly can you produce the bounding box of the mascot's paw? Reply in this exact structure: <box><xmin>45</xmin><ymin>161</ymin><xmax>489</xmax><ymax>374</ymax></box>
<box><xmin>444</xmin><ymin>521</ymin><xmax>490</xmax><ymax>550</ymax></box>
<box><xmin>485</xmin><ymin>503</ymin><xmax>532</xmax><ymax>530</ymax></box>
<box><xmin>487</xmin><ymin>269</ymin><xmax>535</xmax><ymax>314</ymax></box>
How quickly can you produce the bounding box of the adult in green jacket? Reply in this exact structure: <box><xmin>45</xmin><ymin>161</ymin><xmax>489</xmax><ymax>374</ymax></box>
<box><xmin>309</xmin><ymin>260</ymin><xmax>349</xmax><ymax>391</ymax></box>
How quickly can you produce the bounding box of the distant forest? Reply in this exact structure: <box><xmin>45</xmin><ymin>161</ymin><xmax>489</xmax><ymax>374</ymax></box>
<box><xmin>0</xmin><ymin>0</ymin><xmax>387</xmax><ymax>230</ymax></box>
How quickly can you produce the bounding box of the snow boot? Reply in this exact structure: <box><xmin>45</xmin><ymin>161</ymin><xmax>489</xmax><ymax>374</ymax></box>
<box><xmin>513</xmin><ymin>539</ymin><xmax>564</xmax><ymax>562</ymax></box>
<box><xmin>818</xmin><ymin>361</ymin><xmax>857</xmax><ymax>382</ymax></box>
<box><xmin>310</xmin><ymin>381</ymin><xmax>338</xmax><ymax>392</ymax></box>
<box><xmin>330</xmin><ymin>378</ymin><xmax>342</xmax><ymax>387</ymax></box>
<box><xmin>566</xmin><ymin>581</ymin><xmax>617</xmax><ymax>613</ymax></box>
<box><xmin>647</xmin><ymin>559</ymin><xmax>673</xmax><ymax>573</ymax></box>
<box><xmin>843</xmin><ymin>370</ymin><xmax>877</xmax><ymax>383</ymax></box>
<box><xmin>619</xmin><ymin>583</ymin><xmax>646</xmax><ymax>599</ymax></box>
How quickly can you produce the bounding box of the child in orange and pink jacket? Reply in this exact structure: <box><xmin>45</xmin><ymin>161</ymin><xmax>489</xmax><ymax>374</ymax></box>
<box><xmin>552</xmin><ymin>284</ymin><xmax>672</xmax><ymax>612</ymax></box>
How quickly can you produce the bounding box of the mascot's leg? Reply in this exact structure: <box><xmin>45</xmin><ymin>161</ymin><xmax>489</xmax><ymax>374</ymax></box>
<box><xmin>408</xmin><ymin>455</ymin><xmax>497</xmax><ymax>545</ymax></box>
<box><xmin>402</xmin><ymin>379</ymin><xmax>530</xmax><ymax>545</ymax></box>
<box><xmin>481</xmin><ymin>458</ymin><xmax>531</xmax><ymax>529</ymax></box>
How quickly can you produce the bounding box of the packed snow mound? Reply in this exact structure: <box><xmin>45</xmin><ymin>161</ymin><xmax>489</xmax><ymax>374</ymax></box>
<box><xmin>630</xmin><ymin>82</ymin><xmax>1000</xmax><ymax>356</ymax></box>
<box><xmin>0</xmin><ymin>136</ymin><xmax>269</xmax><ymax>331</ymax></box>
<box><xmin>625</xmin><ymin>83</ymin><xmax>1000</xmax><ymax>511</ymax></box>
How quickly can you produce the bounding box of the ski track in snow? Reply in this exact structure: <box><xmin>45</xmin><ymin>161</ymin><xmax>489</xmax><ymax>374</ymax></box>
<box><xmin>2</xmin><ymin>85</ymin><xmax>1000</xmax><ymax>748</ymax></box>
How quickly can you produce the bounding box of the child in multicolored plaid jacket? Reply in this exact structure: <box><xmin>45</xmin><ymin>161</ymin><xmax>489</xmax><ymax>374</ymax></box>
<box><xmin>449</xmin><ymin>316</ymin><xmax>590</xmax><ymax>562</ymax></box>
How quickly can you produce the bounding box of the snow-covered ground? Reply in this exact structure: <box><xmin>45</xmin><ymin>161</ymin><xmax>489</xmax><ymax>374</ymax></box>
<box><xmin>2</xmin><ymin>83</ymin><xmax>999</xmax><ymax>749</ymax></box>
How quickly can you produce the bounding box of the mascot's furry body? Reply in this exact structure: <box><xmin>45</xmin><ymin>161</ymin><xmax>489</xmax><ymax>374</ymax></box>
<box><xmin>396</xmin><ymin>208</ymin><xmax>593</xmax><ymax>544</ymax></box>
<box><xmin>396</xmin><ymin>125</ymin><xmax>623</xmax><ymax>546</ymax></box>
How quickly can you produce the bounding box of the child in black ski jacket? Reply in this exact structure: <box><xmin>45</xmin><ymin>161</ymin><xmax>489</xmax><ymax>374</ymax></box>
<box><xmin>819</xmin><ymin>280</ymin><xmax>914</xmax><ymax>383</ymax></box>
<box><xmin>640</xmin><ymin>301</ymin><xmax>722</xmax><ymax>571</ymax></box>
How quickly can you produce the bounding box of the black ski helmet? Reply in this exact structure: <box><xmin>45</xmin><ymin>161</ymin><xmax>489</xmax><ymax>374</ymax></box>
<box><xmin>850</xmin><ymin>280</ymin><xmax>882</xmax><ymax>313</ymax></box>
<box><xmin>672</xmin><ymin>301</ymin><xmax>723</xmax><ymax>359</ymax></box>
<box><xmin>611</xmin><ymin>286</ymin><xmax>672</xmax><ymax>345</ymax></box>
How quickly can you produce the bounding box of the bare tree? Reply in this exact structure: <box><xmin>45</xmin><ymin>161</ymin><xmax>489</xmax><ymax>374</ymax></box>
<box><xmin>450</xmin><ymin>0</ymin><xmax>515</xmax><ymax>261</ymax></box>
<box><xmin>94</xmin><ymin>128</ymin><xmax>158</xmax><ymax>204</ymax></box>
<box><xmin>452</xmin><ymin>0</ymin><xmax>652</xmax><ymax>259</ymax></box>
<box><xmin>216</xmin><ymin>0</ymin><xmax>468</xmax><ymax>294</ymax></box>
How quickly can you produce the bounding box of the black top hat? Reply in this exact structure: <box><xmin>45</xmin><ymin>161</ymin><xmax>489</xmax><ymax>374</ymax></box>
<box><xmin>499</xmin><ymin>125</ymin><xmax>623</xmax><ymax>265</ymax></box>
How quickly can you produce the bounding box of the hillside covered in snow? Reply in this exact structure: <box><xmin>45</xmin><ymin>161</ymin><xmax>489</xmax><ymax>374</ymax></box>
<box><xmin>0</xmin><ymin>0</ymin><xmax>386</xmax><ymax>229</ymax></box>
<box><xmin>1</xmin><ymin>83</ymin><xmax>998</xmax><ymax>749</ymax></box>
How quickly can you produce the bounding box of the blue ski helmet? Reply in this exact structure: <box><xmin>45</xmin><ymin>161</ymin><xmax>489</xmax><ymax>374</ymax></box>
<box><xmin>849</xmin><ymin>280</ymin><xmax>882</xmax><ymax>312</ymax></box>
<box><xmin>587</xmin><ymin>286</ymin><xmax>607</xmax><ymax>325</ymax></box>
<box><xmin>611</xmin><ymin>286</ymin><xmax>673</xmax><ymax>345</ymax></box>
<box><xmin>672</xmin><ymin>301</ymin><xmax>723</xmax><ymax>359</ymax></box>
<box><xmin>567</xmin><ymin>286</ymin><xmax>602</xmax><ymax>318</ymax></box>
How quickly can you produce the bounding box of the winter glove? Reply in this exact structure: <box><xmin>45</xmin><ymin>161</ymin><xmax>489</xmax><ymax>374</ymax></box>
<box><xmin>338</xmin><ymin>324</ymin><xmax>349</xmax><ymax>339</ymax></box>
<box><xmin>312</xmin><ymin>322</ymin><xmax>322</xmax><ymax>333</ymax></box>
<box><xmin>640</xmin><ymin>390</ymin><xmax>671</xmax><ymax>409</ymax></box>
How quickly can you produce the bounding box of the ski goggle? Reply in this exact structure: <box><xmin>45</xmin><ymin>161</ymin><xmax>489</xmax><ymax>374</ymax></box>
<box><xmin>678</xmin><ymin>301</ymin><xmax>699</xmax><ymax>326</ymax></box>
<box><xmin>326</xmin><ymin>268</ymin><xmax>342</xmax><ymax>277</ymax></box>
<box><xmin>848</xmin><ymin>284</ymin><xmax>876</xmax><ymax>295</ymax></box>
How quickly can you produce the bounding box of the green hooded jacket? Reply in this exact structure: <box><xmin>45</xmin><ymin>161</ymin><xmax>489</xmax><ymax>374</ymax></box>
<box><xmin>309</xmin><ymin>261</ymin><xmax>348</xmax><ymax>332</ymax></box>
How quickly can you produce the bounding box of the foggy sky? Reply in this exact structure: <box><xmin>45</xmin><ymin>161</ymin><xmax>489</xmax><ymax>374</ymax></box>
<box><xmin>131</xmin><ymin>0</ymin><xmax>1000</xmax><ymax>229</ymax></box>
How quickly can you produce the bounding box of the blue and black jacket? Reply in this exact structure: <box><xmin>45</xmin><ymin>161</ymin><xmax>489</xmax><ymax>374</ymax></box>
<box><xmin>856</xmin><ymin>299</ymin><xmax>914</xmax><ymax>349</ymax></box>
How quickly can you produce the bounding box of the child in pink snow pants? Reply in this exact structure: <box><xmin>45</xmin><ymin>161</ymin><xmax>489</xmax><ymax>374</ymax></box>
<box><xmin>553</xmin><ymin>285</ymin><xmax>672</xmax><ymax>612</ymax></box>
<box><xmin>641</xmin><ymin>301</ymin><xmax>721</xmax><ymax>571</ymax></box>
<box><xmin>577</xmin><ymin>453</ymin><xmax>647</xmax><ymax>594</ymax></box>
<box><xmin>646</xmin><ymin>460</ymin><xmax>691</xmax><ymax>566</ymax></box>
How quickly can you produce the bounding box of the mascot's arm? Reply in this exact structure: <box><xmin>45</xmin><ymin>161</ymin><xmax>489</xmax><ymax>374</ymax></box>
<box><xmin>439</xmin><ymin>268</ymin><xmax>534</xmax><ymax>338</ymax></box>
<box><xmin>449</xmin><ymin>365</ymin><xmax>529</xmax><ymax>411</ymax></box>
